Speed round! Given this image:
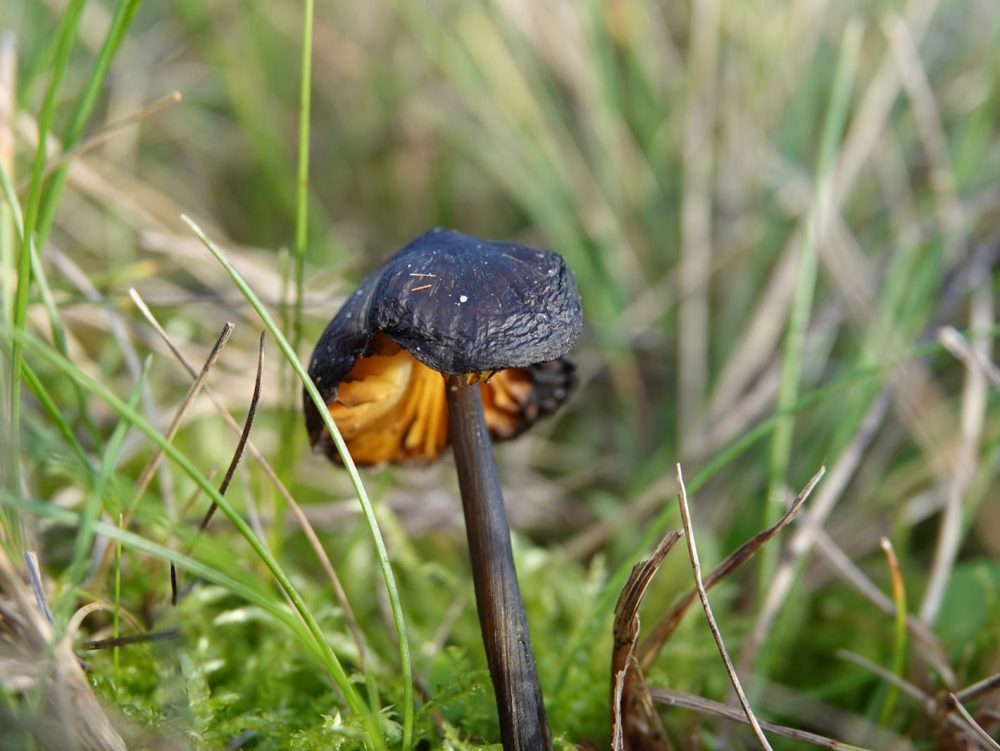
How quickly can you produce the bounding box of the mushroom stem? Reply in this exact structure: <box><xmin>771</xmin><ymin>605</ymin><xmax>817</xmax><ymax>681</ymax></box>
<box><xmin>445</xmin><ymin>374</ymin><xmax>552</xmax><ymax>751</ymax></box>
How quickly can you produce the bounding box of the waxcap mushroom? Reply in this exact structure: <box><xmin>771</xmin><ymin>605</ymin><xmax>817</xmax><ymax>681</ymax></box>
<box><xmin>304</xmin><ymin>228</ymin><xmax>582</xmax><ymax>464</ymax></box>
<box><xmin>305</xmin><ymin>228</ymin><xmax>579</xmax><ymax>748</ymax></box>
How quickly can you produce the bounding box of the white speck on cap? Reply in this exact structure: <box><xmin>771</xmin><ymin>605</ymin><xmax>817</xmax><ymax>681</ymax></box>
<box><xmin>459</xmin><ymin>295</ymin><xmax>468</xmax><ymax>303</ymax></box>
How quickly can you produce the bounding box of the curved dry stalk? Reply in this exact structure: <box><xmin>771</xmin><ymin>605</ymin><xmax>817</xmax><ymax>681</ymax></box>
<box><xmin>675</xmin><ymin>463</ymin><xmax>772</xmax><ymax>750</ymax></box>
<box><xmin>198</xmin><ymin>332</ymin><xmax>265</xmax><ymax>531</ymax></box>
<box><xmin>612</xmin><ymin>530</ymin><xmax>683</xmax><ymax>751</ymax></box>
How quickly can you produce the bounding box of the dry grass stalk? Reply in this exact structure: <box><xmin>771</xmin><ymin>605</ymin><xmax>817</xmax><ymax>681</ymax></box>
<box><xmin>947</xmin><ymin>694</ymin><xmax>1000</xmax><ymax>751</ymax></box>
<box><xmin>649</xmin><ymin>688</ymin><xmax>878</xmax><ymax>751</ymax></box>
<box><xmin>197</xmin><ymin>331</ymin><xmax>265</xmax><ymax>531</ymax></box>
<box><xmin>27</xmin><ymin>92</ymin><xmax>182</xmax><ymax>189</ymax></box>
<box><xmin>674</xmin><ymin>463</ymin><xmax>773</xmax><ymax>749</ymax></box>
<box><xmin>938</xmin><ymin>326</ymin><xmax>1000</xmax><ymax>392</ymax></box>
<box><xmin>920</xmin><ymin>285</ymin><xmax>991</xmax><ymax>624</ymax></box>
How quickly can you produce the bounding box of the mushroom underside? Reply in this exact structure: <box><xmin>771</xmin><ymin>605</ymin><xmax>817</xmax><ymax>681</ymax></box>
<box><xmin>321</xmin><ymin>333</ymin><xmax>537</xmax><ymax>464</ymax></box>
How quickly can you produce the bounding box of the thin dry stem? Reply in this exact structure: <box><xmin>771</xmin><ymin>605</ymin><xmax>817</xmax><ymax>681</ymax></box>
<box><xmin>837</xmin><ymin>650</ymin><xmax>994</xmax><ymax>746</ymax></box>
<box><xmin>836</xmin><ymin>650</ymin><xmax>929</xmax><ymax>705</ymax></box>
<box><xmin>947</xmin><ymin>694</ymin><xmax>1000</xmax><ymax>751</ymax></box>
<box><xmin>938</xmin><ymin>326</ymin><xmax>1000</xmax><ymax>391</ymax></box>
<box><xmin>921</xmin><ymin>284</ymin><xmax>991</xmax><ymax>623</ymax></box>
<box><xmin>675</xmin><ymin>463</ymin><xmax>773</xmax><ymax>749</ymax></box>
<box><xmin>16</xmin><ymin>92</ymin><xmax>182</xmax><ymax>193</ymax></box>
<box><xmin>16</xmin><ymin>110</ymin><xmax>186</xmax><ymax>232</ymax></box>
<box><xmin>199</xmin><ymin>332</ymin><xmax>265</xmax><ymax>530</ymax></box>
<box><xmin>956</xmin><ymin>673</ymin><xmax>1000</xmax><ymax>704</ymax></box>
<box><xmin>24</xmin><ymin>551</ymin><xmax>55</xmax><ymax>625</ymax></box>
<box><xmin>649</xmin><ymin>688</ymin><xmax>877</xmax><ymax>751</ymax></box>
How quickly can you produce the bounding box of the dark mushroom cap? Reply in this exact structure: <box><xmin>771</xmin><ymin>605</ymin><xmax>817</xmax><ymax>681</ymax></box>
<box><xmin>304</xmin><ymin>228</ymin><xmax>583</xmax><ymax>464</ymax></box>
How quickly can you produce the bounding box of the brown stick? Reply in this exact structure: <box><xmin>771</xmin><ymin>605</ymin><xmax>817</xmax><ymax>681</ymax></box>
<box><xmin>445</xmin><ymin>374</ymin><xmax>551</xmax><ymax>750</ymax></box>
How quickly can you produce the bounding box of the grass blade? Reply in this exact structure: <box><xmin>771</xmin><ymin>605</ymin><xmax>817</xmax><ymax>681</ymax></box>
<box><xmin>34</xmin><ymin>0</ymin><xmax>144</xmax><ymax>248</ymax></box>
<box><xmin>878</xmin><ymin>537</ymin><xmax>907</xmax><ymax>725</ymax></box>
<box><xmin>292</xmin><ymin>0</ymin><xmax>314</xmax><ymax>358</ymax></box>
<box><xmin>60</xmin><ymin>356</ymin><xmax>149</xmax><ymax>617</ymax></box>
<box><xmin>8</xmin><ymin>1</ymin><xmax>85</xmax><ymax>509</ymax></box>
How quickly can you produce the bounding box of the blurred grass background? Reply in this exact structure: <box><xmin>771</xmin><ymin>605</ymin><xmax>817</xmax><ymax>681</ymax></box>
<box><xmin>2</xmin><ymin>0</ymin><xmax>999</xmax><ymax>748</ymax></box>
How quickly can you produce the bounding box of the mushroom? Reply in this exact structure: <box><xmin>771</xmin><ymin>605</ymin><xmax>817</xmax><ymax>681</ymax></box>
<box><xmin>304</xmin><ymin>228</ymin><xmax>583</xmax><ymax>749</ymax></box>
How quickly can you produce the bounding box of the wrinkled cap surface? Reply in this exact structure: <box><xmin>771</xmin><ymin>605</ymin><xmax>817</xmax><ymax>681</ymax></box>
<box><xmin>304</xmin><ymin>228</ymin><xmax>583</xmax><ymax>463</ymax></box>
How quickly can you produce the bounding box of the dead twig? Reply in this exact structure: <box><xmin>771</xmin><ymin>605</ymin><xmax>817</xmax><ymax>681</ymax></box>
<box><xmin>675</xmin><ymin>463</ymin><xmax>773</xmax><ymax>750</ymax></box>
<box><xmin>172</xmin><ymin>333</ymin><xmax>266</xmax><ymax>608</ymax></box>
<box><xmin>199</xmin><ymin>331</ymin><xmax>265</xmax><ymax>531</ymax></box>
